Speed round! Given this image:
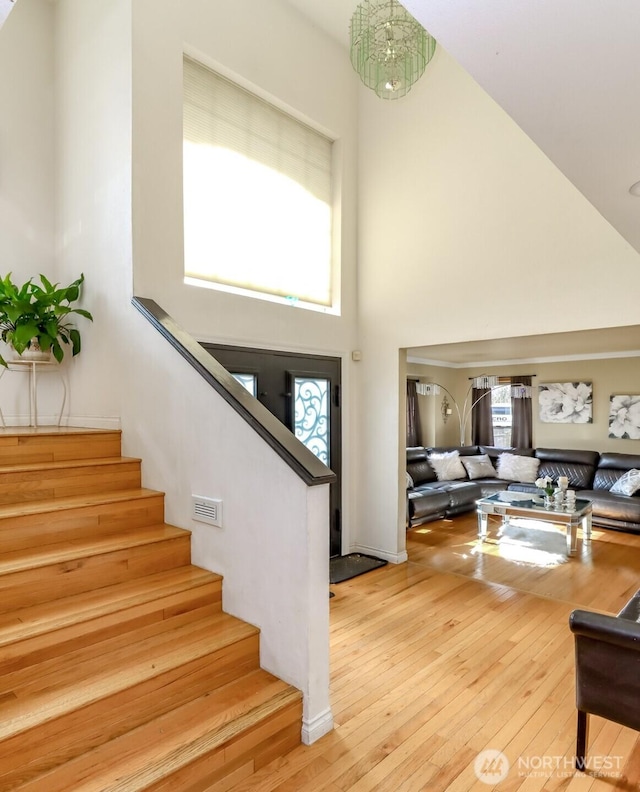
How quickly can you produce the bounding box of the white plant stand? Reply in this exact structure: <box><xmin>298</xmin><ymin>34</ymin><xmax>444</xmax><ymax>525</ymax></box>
<box><xmin>0</xmin><ymin>359</ymin><xmax>67</xmax><ymax>427</ymax></box>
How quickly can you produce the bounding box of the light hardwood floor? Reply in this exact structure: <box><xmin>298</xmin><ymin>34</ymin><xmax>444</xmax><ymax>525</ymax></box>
<box><xmin>226</xmin><ymin>514</ymin><xmax>640</xmax><ymax>792</ymax></box>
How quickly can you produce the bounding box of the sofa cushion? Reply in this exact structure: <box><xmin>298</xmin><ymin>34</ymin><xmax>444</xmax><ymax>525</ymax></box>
<box><xmin>598</xmin><ymin>452</ymin><xmax>640</xmax><ymax>470</ymax></box>
<box><xmin>479</xmin><ymin>445</ymin><xmax>535</xmax><ymax>460</ymax></box>
<box><xmin>428</xmin><ymin>451</ymin><xmax>467</xmax><ymax>481</ymax></box>
<box><xmin>406</xmin><ymin>446</ymin><xmax>427</xmax><ymax>463</ymax></box>
<box><xmin>496</xmin><ymin>453</ymin><xmax>540</xmax><ymax>483</ymax></box>
<box><xmin>535</xmin><ymin>447</ymin><xmax>598</xmax><ymax>489</ymax></box>
<box><xmin>593</xmin><ymin>453</ymin><xmax>640</xmax><ymax>491</ymax></box>
<box><xmin>610</xmin><ymin>469</ymin><xmax>640</xmax><ymax>496</ymax></box>
<box><xmin>406</xmin><ymin>447</ymin><xmax>437</xmax><ymax>486</ymax></box>
<box><xmin>407</xmin><ymin>488</ymin><xmax>451</xmax><ymax>521</ymax></box>
<box><xmin>579</xmin><ymin>490</ymin><xmax>640</xmax><ymax>524</ymax></box>
<box><xmin>536</xmin><ymin>447</ymin><xmax>599</xmax><ymax>466</ymax></box>
<box><xmin>427</xmin><ymin>446</ymin><xmax>480</xmax><ymax>457</ymax></box>
<box><xmin>461</xmin><ymin>454</ymin><xmax>497</xmax><ymax>480</ymax></box>
<box><xmin>443</xmin><ymin>481</ymin><xmax>482</xmax><ymax>510</ymax></box>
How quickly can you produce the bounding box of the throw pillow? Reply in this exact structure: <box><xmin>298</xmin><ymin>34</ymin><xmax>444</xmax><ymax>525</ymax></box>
<box><xmin>610</xmin><ymin>468</ymin><xmax>640</xmax><ymax>496</ymax></box>
<box><xmin>496</xmin><ymin>453</ymin><xmax>540</xmax><ymax>483</ymax></box>
<box><xmin>461</xmin><ymin>454</ymin><xmax>497</xmax><ymax>480</ymax></box>
<box><xmin>428</xmin><ymin>450</ymin><xmax>467</xmax><ymax>481</ymax></box>
<box><xmin>406</xmin><ymin>471</ymin><xmax>414</xmax><ymax>490</ymax></box>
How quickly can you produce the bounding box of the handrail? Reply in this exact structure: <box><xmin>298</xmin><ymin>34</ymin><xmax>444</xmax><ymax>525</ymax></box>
<box><xmin>132</xmin><ymin>297</ymin><xmax>336</xmax><ymax>487</ymax></box>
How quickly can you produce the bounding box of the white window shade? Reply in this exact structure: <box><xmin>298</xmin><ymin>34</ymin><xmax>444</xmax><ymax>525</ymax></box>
<box><xmin>183</xmin><ymin>57</ymin><xmax>334</xmax><ymax>308</ymax></box>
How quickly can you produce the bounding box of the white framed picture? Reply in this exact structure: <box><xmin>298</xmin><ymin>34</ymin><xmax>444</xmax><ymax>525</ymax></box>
<box><xmin>538</xmin><ymin>382</ymin><xmax>593</xmax><ymax>424</ymax></box>
<box><xmin>609</xmin><ymin>394</ymin><xmax>640</xmax><ymax>439</ymax></box>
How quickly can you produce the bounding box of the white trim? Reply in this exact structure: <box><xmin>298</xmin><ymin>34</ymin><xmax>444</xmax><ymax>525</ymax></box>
<box><xmin>301</xmin><ymin>707</ymin><xmax>334</xmax><ymax>745</ymax></box>
<box><xmin>64</xmin><ymin>415</ymin><xmax>122</xmax><ymax>430</ymax></box>
<box><xmin>406</xmin><ymin>356</ymin><xmax>460</xmax><ymax>368</ymax></box>
<box><xmin>407</xmin><ymin>349</ymin><xmax>640</xmax><ymax>368</ymax></box>
<box><xmin>350</xmin><ymin>543</ymin><xmax>408</xmax><ymax>565</ymax></box>
<box><xmin>185</xmin><ymin>277</ymin><xmax>339</xmax><ymax>316</ymax></box>
<box><xmin>0</xmin><ymin>415</ymin><xmax>121</xmax><ymax>430</ymax></box>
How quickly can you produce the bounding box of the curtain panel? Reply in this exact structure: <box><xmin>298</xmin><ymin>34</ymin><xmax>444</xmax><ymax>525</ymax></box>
<box><xmin>406</xmin><ymin>380</ymin><xmax>422</xmax><ymax>447</ymax></box>
<box><xmin>511</xmin><ymin>376</ymin><xmax>533</xmax><ymax>447</ymax></box>
<box><xmin>471</xmin><ymin>387</ymin><xmax>494</xmax><ymax>446</ymax></box>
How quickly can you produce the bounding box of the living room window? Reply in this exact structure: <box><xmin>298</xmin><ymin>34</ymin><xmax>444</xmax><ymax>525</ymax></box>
<box><xmin>491</xmin><ymin>383</ymin><xmax>513</xmax><ymax>447</ymax></box>
<box><xmin>183</xmin><ymin>56</ymin><xmax>335</xmax><ymax>312</ymax></box>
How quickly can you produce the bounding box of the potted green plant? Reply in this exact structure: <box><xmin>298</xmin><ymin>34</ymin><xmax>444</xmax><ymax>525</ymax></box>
<box><xmin>0</xmin><ymin>273</ymin><xmax>93</xmax><ymax>367</ymax></box>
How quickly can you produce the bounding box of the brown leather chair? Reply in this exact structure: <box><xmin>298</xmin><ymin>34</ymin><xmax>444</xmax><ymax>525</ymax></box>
<box><xmin>569</xmin><ymin>592</ymin><xmax>640</xmax><ymax>770</ymax></box>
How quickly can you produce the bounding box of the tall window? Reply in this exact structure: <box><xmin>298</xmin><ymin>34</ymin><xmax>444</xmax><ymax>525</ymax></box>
<box><xmin>488</xmin><ymin>379</ymin><xmax>533</xmax><ymax>448</ymax></box>
<box><xmin>491</xmin><ymin>383</ymin><xmax>512</xmax><ymax>447</ymax></box>
<box><xmin>183</xmin><ymin>57</ymin><xmax>334</xmax><ymax>311</ymax></box>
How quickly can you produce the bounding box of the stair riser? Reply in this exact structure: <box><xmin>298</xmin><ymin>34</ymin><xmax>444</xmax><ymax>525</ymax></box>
<box><xmin>0</xmin><ymin>535</ymin><xmax>192</xmax><ymax>613</ymax></box>
<box><xmin>149</xmin><ymin>701</ymin><xmax>303</xmax><ymax>792</ymax></box>
<box><xmin>0</xmin><ymin>427</ymin><xmax>302</xmax><ymax>790</ymax></box>
<box><xmin>0</xmin><ymin>582</ymin><xmax>222</xmax><ymax>675</ymax></box>
<box><xmin>0</xmin><ymin>462</ymin><xmax>141</xmax><ymax>507</ymax></box>
<box><xmin>0</xmin><ymin>494</ymin><xmax>165</xmax><ymax>550</ymax></box>
<box><xmin>0</xmin><ymin>635</ymin><xmax>261</xmax><ymax>786</ymax></box>
<box><xmin>0</xmin><ymin>431</ymin><xmax>122</xmax><ymax>465</ymax></box>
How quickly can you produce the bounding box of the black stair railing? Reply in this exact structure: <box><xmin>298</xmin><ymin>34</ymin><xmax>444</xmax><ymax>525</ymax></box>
<box><xmin>133</xmin><ymin>296</ymin><xmax>335</xmax><ymax>487</ymax></box>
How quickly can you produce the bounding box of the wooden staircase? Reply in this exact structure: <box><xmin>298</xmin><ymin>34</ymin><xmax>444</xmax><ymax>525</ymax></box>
<box><xmin>0</xmin><ymin>427</ymin><xmax>302</xmax><ymax>791</ymax></box>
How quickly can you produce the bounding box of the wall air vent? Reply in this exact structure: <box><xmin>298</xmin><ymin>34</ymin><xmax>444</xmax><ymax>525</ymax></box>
<box><xmin>191</xmin><ymin>495</ymin><xmax>223</xmax><ymax>528</ymax></box>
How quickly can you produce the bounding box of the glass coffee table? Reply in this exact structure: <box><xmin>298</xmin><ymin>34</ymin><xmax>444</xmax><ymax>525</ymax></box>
<box><xmin>476</xmin><ymin>491</ymin><xmax>592</xmax><ymax>557</ymax></box>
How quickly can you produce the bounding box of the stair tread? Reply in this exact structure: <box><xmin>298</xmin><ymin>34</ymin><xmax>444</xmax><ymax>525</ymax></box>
<box><xmin>0</xmin><ymin>523</ymin><xmax>190</xmax><ymax>575</ymax></box>
<box><xmin>0</xmin><ymin>488</ymin><xmax>162</xmax><ymax>520</ymax></box>
<box><xmin>0</xmin><ymin>565</ymin><xmax>221</xmax><ymax>649</ymax></box>
<box><xmin>0</xmin><ymin>456</ymin><xmax>141</xmax><ymax>475</ymax></box>
<box><xmin>14</xmin><ymin>670</ymin><xmax>301</xmax><ymax>792</ymax></box>
<box><xmin>0</xmin><ymin>611</ymin><xmax>260</xmax><ymax>742</ymax></box>
<box><xmin>0</xmin><ymin>427</ymin><xmax>298</xmax><ymax>791</ymax></box>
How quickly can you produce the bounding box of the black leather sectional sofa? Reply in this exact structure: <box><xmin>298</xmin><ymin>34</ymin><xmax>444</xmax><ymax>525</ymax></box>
<box><xmin>406</xmin><ymin>445</ymin><xmax>640</xmax><ymax>534</ymax></box>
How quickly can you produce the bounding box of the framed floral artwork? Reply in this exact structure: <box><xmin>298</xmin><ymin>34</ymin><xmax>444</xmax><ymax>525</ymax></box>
<box><xmin>538</xmin><ymin>382</ymin><xmax>593</xmax><ymax>423</ymax></box>
<box><xmin>609</xmin><ymin>394</ymin><xmax>640</xmax><ymax>439</ymax></box>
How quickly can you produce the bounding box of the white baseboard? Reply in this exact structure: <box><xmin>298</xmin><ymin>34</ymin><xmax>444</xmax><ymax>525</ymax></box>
<box><xmin>350</xmin><ymin>543</ymin><xmax>408</xmax><ymax>565</ymax></box>
<box><xmin>64</xmin><ymin>416</ymin><xmax>122</xmax><ymax>430</ymax></box>
<box><xmin>301</xmin><ymin>707</ymin><xmax>334</xmax><ymax>745</ymax></box>
<box><xmin>0</xmin><ymin>415</ymin><xmax>121</xmax><ymax>430</ymax></box>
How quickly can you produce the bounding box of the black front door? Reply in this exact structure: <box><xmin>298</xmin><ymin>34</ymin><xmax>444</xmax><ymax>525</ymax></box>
<box><xmin>201</xmin><ymin>344</ymin><xmax>342</xmax><ymax>557</ymax></box>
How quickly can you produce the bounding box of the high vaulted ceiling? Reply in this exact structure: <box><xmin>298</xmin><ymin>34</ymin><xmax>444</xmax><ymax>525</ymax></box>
<box><xmin>285</xmin><ymin>0</ymin><xmax>640</xmax><ymax>363</ymax></box>
<box><xmin>286</xmin><ymin>0</ymin><xmax>640</xmax><ymax>257</ymax></box>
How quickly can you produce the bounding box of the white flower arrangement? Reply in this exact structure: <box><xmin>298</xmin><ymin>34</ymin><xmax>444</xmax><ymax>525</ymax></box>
<box><xmin>535</xmin><ymin>475</ymin><xmax>555</xmax><ymax>496</ymax></box>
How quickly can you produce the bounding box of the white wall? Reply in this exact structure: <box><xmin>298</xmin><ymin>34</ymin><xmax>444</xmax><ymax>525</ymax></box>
<box><xmin>53</xmin><ymin>0</ymin><xmax>132</xmax><ymax>427</ymax></box>
<box><xmin>356</xmin><ymin>46</ymin><xmax>640</xmax><ymax>561</ymax></box>
<box><xmin>0</xmin><ymin>0</ymin><xmax>54</xmax><ymax>277</ymax></box>
<box><xmin>45</xmin><ymin>0</ymin><xmax>337</xmax><ymax>742</ymax></box>
<box><xmin>130</xmin><ymin>0</ymin><xmax>360</xmax><ymax>553</ymax></box>
<box><xmin>124</xmin><ymin>308</ymin><xmax>332</xmax><ymax>742</ymax></box>
<box><xmin>0</xmin><ymin>0</ymin><xmax>57</xmax><ymax>419</ymax></box>
<box><xmin>133</xmin><ymin>0</ymin><xmax>358</xmax><ymax>352</ymax></box>
<box><xmin>125</xmin><ymin>0</ymin><xmax>358</xmax><ymax>733</ymax></box>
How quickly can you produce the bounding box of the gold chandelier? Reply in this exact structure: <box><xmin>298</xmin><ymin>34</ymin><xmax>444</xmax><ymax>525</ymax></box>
<box><xmin>349</xmin><ymin>0</ymin><xmax>436</xmax><ymax>100</ymax></box>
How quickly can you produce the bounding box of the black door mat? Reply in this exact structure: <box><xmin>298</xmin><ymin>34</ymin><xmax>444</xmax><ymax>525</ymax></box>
<box><xmin>329</xmin><ymin>553</ymin><xmax>388</xmax><ymax>584</ymax></box>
